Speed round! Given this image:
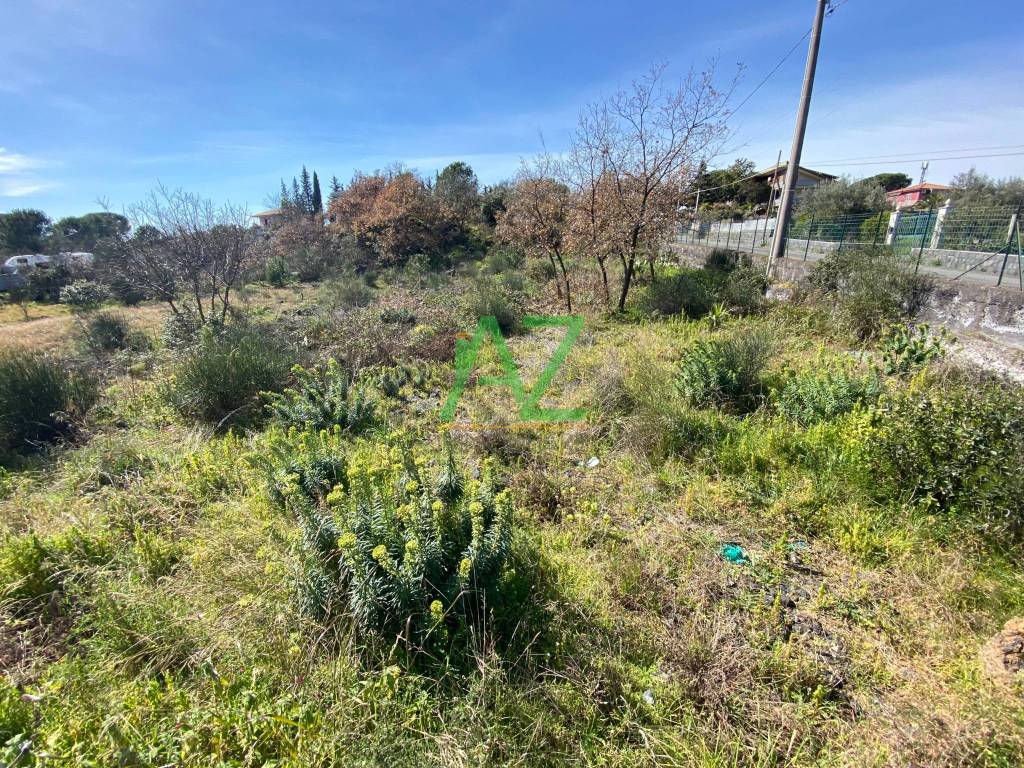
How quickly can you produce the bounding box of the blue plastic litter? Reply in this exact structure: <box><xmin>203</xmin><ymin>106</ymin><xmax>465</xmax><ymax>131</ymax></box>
<box><xmin>720</xmin><ymin>543</ymin><xmax>750</xmax><ymax>564</ymax></box>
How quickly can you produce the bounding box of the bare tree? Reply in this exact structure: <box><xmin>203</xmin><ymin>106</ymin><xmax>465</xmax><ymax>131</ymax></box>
<box><xmin>496</xmin><ymin>154</ymin><xmax>573</xmax><ymax>311</ymax></box>
<box><xmin>575</xmin><ymin>64</ymin><xmax>733</xmax><ymax>310</ymax></box>
<box><xmin>104</xmin><ymin>185</ymin><xmax>258</xmax><ymax>324</ymax></box>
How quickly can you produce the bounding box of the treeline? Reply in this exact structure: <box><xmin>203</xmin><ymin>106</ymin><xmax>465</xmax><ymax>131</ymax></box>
<box><xmin>0</xmin><ymin>210</ymin><xmax>130</xmax><ymax>256</ymax></box>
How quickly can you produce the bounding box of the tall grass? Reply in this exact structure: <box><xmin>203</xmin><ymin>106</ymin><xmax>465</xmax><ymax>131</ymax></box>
<box><xmin>162</xmin><ymin>324</ymin><xmax>294</xmax><ymax>429</ymax></box>
<box><xmin>0</xmin><ymin>350</ymin><xmax>97</xmax><ymax>458</ymax></box>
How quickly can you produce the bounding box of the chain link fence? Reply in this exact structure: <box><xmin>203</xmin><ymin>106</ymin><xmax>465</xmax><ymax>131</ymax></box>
<box><xmin>679</xmin><ymin>204</ymin><xmax>1023</xmax><ymax>289</ymax></box>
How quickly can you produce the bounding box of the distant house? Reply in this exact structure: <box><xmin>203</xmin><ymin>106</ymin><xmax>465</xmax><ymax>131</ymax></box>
<box><xmin>253</xmin><ymin>208</ymin><xmax>286</xmax><ymax>228</ymax></box>
<box><xmin>886</xmin><ymin>182</ymin><xmax>952</xmax><ymax>210</ymax></box>
<box><xmin>750</xmin><ymin>163</ymin><xmax>836</xmax><ymax>209</ymax></box>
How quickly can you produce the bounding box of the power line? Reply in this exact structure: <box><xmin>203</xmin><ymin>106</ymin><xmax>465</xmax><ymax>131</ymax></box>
<box><xmin>730</xmin><ymin>30</ymin><xmax>810</xmax><ymax>116</ymax></box>
<box><xmin>806</xmin><ymin>144</ymin><xmax>1024</xmax><ymax>164</ymax></box>
<box><xmin>810</xmin><ymin>151</ymin><xmax>1024</xmax><ymax>168</ymax></box>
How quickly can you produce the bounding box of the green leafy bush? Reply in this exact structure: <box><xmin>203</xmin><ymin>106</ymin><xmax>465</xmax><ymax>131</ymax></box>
<box><xmin>866</xmin><ymin>376</ymin><xmax>1024</xmax><ymax>543</ymax></box>
<box><xmin>676</xmin><ymin>329</ymin><xmax>773</xmax><ymax>412</ymax></box>
<box><xmin>806</xmin><ymin>247</ymin><xmax>933</xmax><ymax>340</ymax></box>
<box><xmin>879</xmin><ymin>323</ymin><xmax>949</xmax><ymax>375</ymax></box>
<box><xmin>703</xmin><ymin>248</ymin><xmax>741</xmax><ymax>273</ymax></box>
<box><xmin>267</xmin><ymin>436</ymin><xmax>525</xmax><ymax>663</ymax></box>
<box><xmin>162</xmin><ymin>325</ymin><xmax>293</xmax><ymax>429</ymax></box>
<box><xmin>377</xmin><ymin>363</ymin><xmax>430</xmax><ymax>399</ymax></box>
<box><xmin>720</xmin><ymin>265</ymin><xmax>768</xmax><ymax>315</ymax></box>
<box><xmin>81</xmin><ymin>311</ymin><xmax>148</xmax><ymax>355</ymax></box>
<box><xmin>264</xmin><ymin>254</ymin><xmax>291</xmax><ymax>287</ymax></box>
<box><xmin>266</xmin><ymin>359</ymin><xmax>376</xmax><ymax>434</ymax></box>
<box><xmin>83</xmin><ymin>311</ymin><xmax>130</xmax><ymax>352</ymax></box>
<box><xmin>0</xmin><ymin>350</ymin><xmax>97</xmax><ymax>457</ymax></box>
<box><xmin>639</xmin><ymin>268</ymin><xmax>716</xmax><ymax>318</ymax></box>
<box><xmin>775</xmin><ymin>365</ymin><xmax>882</xmax><ymax>426</ymax></box>
<box><xmin>318</xmin><ymin>275</ymin><xmax>375</xmax><ymax>309</ymax></box>
<box><xmin>59</xmin><ymin>279</ymin><xmax>108</xmax><ymax>310</ymax></box>
<box><xmin>462</xmin><ymin>275</ymin><xmax>525</xmax><ymax>334</ymax></box>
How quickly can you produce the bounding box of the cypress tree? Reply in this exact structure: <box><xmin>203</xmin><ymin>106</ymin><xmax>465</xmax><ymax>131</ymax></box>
<box><xmin>279</xmin><ymin>179</ymin><xmax>290</xmax><ymax>210</ymax></box>
<box><xmin>312</xmin><ymin>172</ymin><xmax>323</xmax><ymax>214</ymax></box>
<box><xmin>300</xmin><ymin>166</ymin><xmax>313</xmax><ymax>215</ymax></box>
<box><xmin>330</xmin><ymin>176</ymin><xmax>342</xmax><ymax>202</ymax></box>
<box><xmin>291</xmin><ymin>177</ymin><xmax>302</xmax><ymax>213</ymax></box>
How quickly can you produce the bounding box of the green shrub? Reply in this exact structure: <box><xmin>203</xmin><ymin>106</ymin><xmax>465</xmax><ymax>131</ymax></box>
<box><xmin>377</xmin><ymin>363</ymin><xmax>430</xmax><ymax>399</ymax></box>
<box><xmin>866</xmin><ymin>377</ymin><xmax>1024</xmax><ymax>544</ymax></box>
<box><xmin>703</xmin><ymin>248</ymin><xmax>740</xmax><ymax>273</ymax></box>
<box><xmin>162</xmin><ymin>325</ymin><xmax>293</xmax><ymax>429</ymax></box>
<box><xmin>0</xmin><ymin>350</ymin><xmax>97</xmax><ymax>457</ymax></box>
<box><xmin>479</xmin><ymin>246</ymin><xmax>523</xmax><ymax>276</ymax></box>
<box><xmin>676</xmin><ymin>329</ymin><xmax>773</xmax><ymax>413</ymax></box>
<box><xmin>720</xmin><ymin>265</ymin><xmax>768</xmax><ymax>315</ymax></box>
<box><xmin>879</xmin><ymin>323</ymin><xmax>949</xmax><ymax>375</ymax></box>
<box><xmin>267</xmin><ymin>436</ymin><xmax>525</xmax><ymax>663</ymax></box>
<box><xmin>775</xmin><ymin>365</ymin><xmax>882</xmax><ymax>426</ymax></box>
<box><xmin>379</xmin><ymin>307</ymin><xmax>416</xmax><ymax>325</ymax></box>
<box><xmin>318</xmin><ymin>275</ymin><xmax>375</xmax><ymax>309</ymax></box>
<box><xmin>264</xmin><ymin>254</ymin><xmax>291</xmax><ymax>287</ymax></box>
<box><xmin>639</xmin><ymin>268</ymin><xmax>716</xmax><ymax>318</ymax></box>
<box><xmin>807</xmin><ymin>247</ymin><xmax>933</xmax><ymax>340</ymax></box>
<box><xmin>266</xmin><ymin>359</ymin><xmax>376</xmax><ymax>434</ymax></box>
<box><xmin>462</xmin><ymin>276</ymin><xmax>525</xmax><ymax>334</ymax></box>
<box><xmin>59</xmin><ymin>279</ymin><xmax>108</xmax><ymax>310</ymax></box>
<box><xmin>81</xmin><ymin>311</ymin><xmax>148</xmax><ymax>355</ymax></box>
<box><xmin>83</xmin><ymin>311</ymin><xmax>130</xmax><ymax>352</ymax></box>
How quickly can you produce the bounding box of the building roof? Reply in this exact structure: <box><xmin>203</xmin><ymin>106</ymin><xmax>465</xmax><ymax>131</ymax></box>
<box><xmin>751</xmin><ymin>162</ymin><xmax>836</xmax><ymax>183</ymax></box>
<box><xmin>887</xmin><ymin>182</ymin><xmax>953</xmax><ymax>195</ymax></box>
<box><xmin>252</xmin><ymin>208</ymin><xmax>283</xmax><ymax>218</ymax></box>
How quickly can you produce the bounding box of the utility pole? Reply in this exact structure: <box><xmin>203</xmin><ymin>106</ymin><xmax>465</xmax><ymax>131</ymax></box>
<box><xmin>762</xmin><ymin>149</ymin><xmax>782</xmax><ymax>250</ymax></box>
<box><xmin>766</xmin><ymin>0</ymin><xmax>829</xmax><ymax>277</ymax></box>
<box><xmin>919</xmin><ymin>160</ymin><xmax>929</xmax><ymax>185</ymax></box>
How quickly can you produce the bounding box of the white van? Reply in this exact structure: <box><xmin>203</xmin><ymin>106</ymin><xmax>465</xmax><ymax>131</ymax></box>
<box><xmin>2</xmin><ymin>254</ymin><xmax>49</xmax><ymax>273</ymax></box>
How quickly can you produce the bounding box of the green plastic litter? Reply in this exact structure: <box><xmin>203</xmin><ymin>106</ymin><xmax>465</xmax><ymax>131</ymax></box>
<box><xmin>720</xmin><ymin>543</ymin><xmax>750</xmax><ymax>564</ymax></box>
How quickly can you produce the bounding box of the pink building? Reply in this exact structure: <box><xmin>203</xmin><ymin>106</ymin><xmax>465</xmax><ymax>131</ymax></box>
<box><xmin>886</xmin><ymin>182</ymin><xmax>952</xmax><ymax>210</ymax></box>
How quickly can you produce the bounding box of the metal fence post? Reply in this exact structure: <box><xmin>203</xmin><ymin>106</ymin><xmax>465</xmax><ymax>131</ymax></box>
<box><xmin>915</xmin><ymin>209</ymin><xmax>934</xmax><ymax>274</ymax></box>
<box><xmin>997</xmin><ymin>206</ymin><xmax>1021</xmax><ymax>287</ymax></box>
<box><xmin>836</xmin><ymin>223</ymin><xmax>846</xmax><ymax>254</ymax></box>
<box><xmin>726</xmin><ymin>220</ymin><xmax>733</xmax><ymax>249</ymax></box>
<box><xmin>803</xmin><ymin>215</ymin><xmax>815</xmax><ymax>260</ymax></box>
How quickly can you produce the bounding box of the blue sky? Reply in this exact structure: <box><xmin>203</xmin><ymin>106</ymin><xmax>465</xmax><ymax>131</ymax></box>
<box><xmin>2</xmin><ymin>0</ymin><xmax>1022</xmax><ymax>219</ymax></box>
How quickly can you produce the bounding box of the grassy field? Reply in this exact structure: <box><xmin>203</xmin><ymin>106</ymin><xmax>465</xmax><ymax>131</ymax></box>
<box><xmin>1</xmin><ymin>263</ymin><xmax>1022</xmax><ymax>767</ymax></box>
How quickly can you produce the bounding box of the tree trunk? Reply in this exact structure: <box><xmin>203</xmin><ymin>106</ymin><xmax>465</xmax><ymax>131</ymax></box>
<box><xmin>598</xmin><ymin>257</ymin><xmax>610</xmax><ymax>302</ymax></box>
<box><xmin>553</xmin><ymin>247</ymin><xmax>572</xmax><ymax>312</ymax></box>
<box><xmin>617</xmin><ymin>255</ymin><xmax>635</xmax><ymax>311</ymax></box>
<box><xmin>547</xmin><ymin>253</ymin><xmax>563</xmax><ymax>299</ymax></box>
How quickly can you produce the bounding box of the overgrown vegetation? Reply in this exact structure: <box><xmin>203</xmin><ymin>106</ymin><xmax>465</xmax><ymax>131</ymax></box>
<box><xmin>162</xmin><ymin>324</ymin><xmax>294</xmax><ymax>429</ymax></box>
<box><xmin>0</xmin><ymin>350</ymin><xmax>96</xmax><ymax>460</ymax></box>
<box><xmin>2</xmin><ymin>166</ymin><xmax>1023</xmax><ymax>767</ymax></box>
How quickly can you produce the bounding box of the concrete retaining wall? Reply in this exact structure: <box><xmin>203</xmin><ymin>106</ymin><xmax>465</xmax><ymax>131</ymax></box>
<box><xmin>669</xmin><ymin>241</ymin><xmax>1024</xmax><ymax>340</ymax></box>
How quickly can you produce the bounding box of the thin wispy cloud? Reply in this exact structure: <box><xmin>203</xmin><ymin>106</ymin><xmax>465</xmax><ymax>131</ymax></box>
<box><xmin>0</xmin><ymin>148</ymin><xmax>45</xmax><ymax>175</ymax></box>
